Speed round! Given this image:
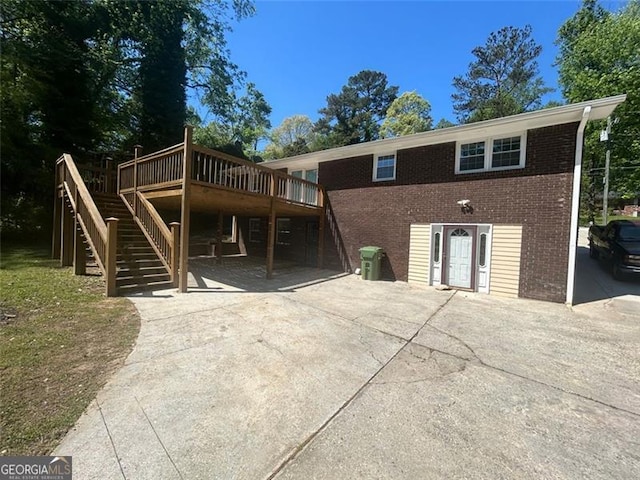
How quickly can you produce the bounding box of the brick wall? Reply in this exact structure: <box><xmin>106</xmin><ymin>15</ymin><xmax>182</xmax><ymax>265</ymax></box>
<box><xmin>318</xmin><ymin>123</ymin><xmax>579</xmax><ymax>303</ymax></box>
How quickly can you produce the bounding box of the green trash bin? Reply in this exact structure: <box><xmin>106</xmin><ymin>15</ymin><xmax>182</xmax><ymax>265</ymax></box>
<box><xmin>359</xmin><ymin>246</ymin><xmax>384</xmax><ymax>281</ymax></box>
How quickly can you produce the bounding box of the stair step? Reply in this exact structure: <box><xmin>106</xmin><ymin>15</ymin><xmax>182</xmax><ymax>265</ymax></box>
<box><xmin>117</xmin><ymin>257</ymin><xmax>164</xmax><ymax>265</ymax></box>
<box><xmin>117</xmin><ymin>252</ymin><xmax>160</xmax><ymax>260</ymax></box>
<box><xmin>117</xmin><ymin>266</ymin><xmax>169</xmax><ymax>276</ymax></box>
<box><xmin>118</xmin><ymin>237</ymin><xmax>148</xmax><ymax>243</ymax></box>
<box><xmin>117</xmin><ymin>280</ymin><xmax>175</xmax><ymax>295</ymax></box>
<box><xmin>116</xmin><ymin>273</ymin><xmax>171</xmax><ymax>286</ymax></box>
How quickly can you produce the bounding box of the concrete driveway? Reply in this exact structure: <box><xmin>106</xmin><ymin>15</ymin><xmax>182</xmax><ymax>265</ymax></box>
<box><xmin>573</xmin><ymin>227</ymin><xmax>640</xmax><ymax>314</ymax></box>
<box><xmin>55</xmin><ymin>259</ymin><xmax>640</xmax><ymax>479</ymax></box>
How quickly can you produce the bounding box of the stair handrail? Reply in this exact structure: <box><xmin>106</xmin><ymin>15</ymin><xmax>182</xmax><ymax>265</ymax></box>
<box><xmin>55</xmin><ymin>154</ymin><xmax>118</xmax><ymax>294</ymax></box>
<box><xmin>119</xmin><ymin>190</ymin><xmax>174</xmax><ymax>274</ymax></box>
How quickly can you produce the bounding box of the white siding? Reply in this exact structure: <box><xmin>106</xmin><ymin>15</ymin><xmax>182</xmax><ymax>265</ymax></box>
<box><xmin>408</xmin><ymin>224</ymin><xmax>431</xmax><ymax>285</ymax></box>
<box><xmin>490</xmin><ymin>225</ymin><xmax>523</xmax><ymax>298</ymax></box>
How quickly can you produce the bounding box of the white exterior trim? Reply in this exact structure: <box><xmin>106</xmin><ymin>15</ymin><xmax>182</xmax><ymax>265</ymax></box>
<box><xmin>372</xmin><ymin>152</ymin><xmax>397</xmax><ymax>182</ymax></box>
<box><xmin>566</xmin><ymin>106</ymin><xmax>592</xmax><ymax>305</ymax></box>
<box><xmin>428</xmin><ymin>223</ymin><xmax>492</xmax><ymax>293</ymax></box>
<box><xmin>264</xmin><ymin>95</ymin><xmax>626</xmax><ymax>171</ymax></box>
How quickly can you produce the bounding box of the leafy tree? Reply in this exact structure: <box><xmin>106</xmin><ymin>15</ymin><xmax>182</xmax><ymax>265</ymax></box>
<box><xmin>235</xmin><ymin>82</ymin><xmax>272</xmax><ymax>152</ymax></box>
<box><xmin>264</xmin><ymin>115</ymin><xmax>315</xmax><ymax>159</ymax></box>
<box><xmin>434</xmin><ymin>118</ymin><xmax>456</xmax><ymax>129</ymax></box>
<box><xmin>316</xmin><ymin>70</ymin><xmax>398</xmax><ymax>146</ymax></box>
<box><xmin>0</xmin><ymin>0</ymin><xmax>256</xmax><ymax>234</ymax></box>
<box><xmin>194</xmin><ymin>82</ymin><xmax>271</xmax><ymax>160</ymax></box>
<box><xmin>97</xmin><ymin>0</ymin><xmax>254</xmax><ymax>151</ymax></box>
<box><xmin>379</xmin><ymin>91</ymin><xmax>432</xmax><ymax>138</ymax></box>
<box><xmin>1</xmin><ymin>0</ymin><xmax>103</xmax><ymax>233</ymax></box>
<box><xmin>557</xmin><ymin>0</ymin><xmax>640</xmax><ymax>201</ymax></box>
<box><xmin>452</xmin><ymin>25</ymin><xmax>552</xmax><ymax>123</ymax></box>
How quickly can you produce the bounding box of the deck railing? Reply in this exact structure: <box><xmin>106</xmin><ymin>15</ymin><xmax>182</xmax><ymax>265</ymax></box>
<box><xmin>78</xmin><ymin>160</ymin><xmax>117</xmax><ymax>194</ymax></box>
<box><xmin>120</xmin><ymin>190</ymin><xmax>174</xmax><ymax>274</ymax></box>
<box><xmin>118</xmin><ymin>143</ymin><xmax>184</xmax><ymax>192</ymax></box>
<box><xmin>190</xmin><ymin>145</ymin><xmax>323</xmax><ymax>207</ymax></box>
<box><xmin>117</xmin><ymin>142</ymin><xmax>323</xmax><ymax>208</ymax></box>
<box><xmin>55</xmin><ymin>154</ymin><xmax>118</xmax><ymax>295</ymax></box>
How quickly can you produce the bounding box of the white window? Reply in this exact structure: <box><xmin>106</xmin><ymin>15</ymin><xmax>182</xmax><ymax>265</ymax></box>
<box><xmin>249</xmin><ymin>218</ymin><xmax>261</xmax><ymax>243</ymax></box>
<box><xmin>276</xmin><ymin>218</ymin><xmax>291</xmax><ymax>245</ymax></box>
<box><xmin>289</xmin><ymin>169</ymin><xmax>318</xmax><ymax>183</ymax></box>
<box><xmin>305</xmin><ymin>169</ymin><xmax>318</xmax><ymax>183</ymax></box>
<box><xmin>456</xmin><ymin>133</ymin><xmax>526</xmax><ymax>174</ymax></box>
<box><xmin>373</xmin><ymin>153</ymin><xmax>396</xmax><ymax>181</ymax></box>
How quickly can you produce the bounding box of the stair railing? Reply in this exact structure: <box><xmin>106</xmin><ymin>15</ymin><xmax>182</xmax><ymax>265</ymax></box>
<box><xmin>55</xmin><ymin>154</ymin><xmax>119</xmax><ymax>296</ymax></box>
<box><xmin>118</xmin><ymin>145</ymin><xmax>183</xmax><ymax>286</ymax></box>
<box><xmin>115</xmin><ymin>128</ymin><xmax>327</xmax><ymax>291</ymax></box>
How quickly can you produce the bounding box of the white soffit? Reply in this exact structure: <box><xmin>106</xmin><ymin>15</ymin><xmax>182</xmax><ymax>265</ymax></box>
<box><xmin>265</xmin><ymin>94</ymin><xmax>627</xmax><ymax>169</ymax></box>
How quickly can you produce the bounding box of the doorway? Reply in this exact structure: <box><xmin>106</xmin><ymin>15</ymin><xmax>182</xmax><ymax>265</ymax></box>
<box><xmin>444</xmin><ymin>226</ymin><xmax>476</xmax><ymax>289</ymax></box>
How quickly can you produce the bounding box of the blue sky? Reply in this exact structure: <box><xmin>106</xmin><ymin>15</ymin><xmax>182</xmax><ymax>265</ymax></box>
<box><xmin>207</xmin><ymin>0</ymin><xmax>625</xmax><ymax>129</ymax></box>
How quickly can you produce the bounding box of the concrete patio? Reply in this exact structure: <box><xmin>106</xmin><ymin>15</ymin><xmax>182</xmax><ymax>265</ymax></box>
<box><xmin>54</xmin><ymin>256</ymin><xmax>640</xmax><ymax>479</ymax></box>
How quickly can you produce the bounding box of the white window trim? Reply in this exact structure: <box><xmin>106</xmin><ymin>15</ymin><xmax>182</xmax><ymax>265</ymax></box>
<box><xmin>455</xmin><ymin>132</ymin><xmax>527</xmax><ymax>174</ymax></box>
<box><xmin>372</xmin><ymin>152</ymin><xmax>397</xmax><ymax>182</ymax></box>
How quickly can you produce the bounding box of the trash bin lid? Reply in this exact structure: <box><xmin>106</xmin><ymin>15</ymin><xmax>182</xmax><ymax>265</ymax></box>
<box><xmin>359</xmin><ymin>246</ymin><xmax>383</xmax><ymax>259</ymax></box>
<box><xmin>359</xmin><ymin>246</ymin><xmax>383</xmax><ymax>253</ymax></box>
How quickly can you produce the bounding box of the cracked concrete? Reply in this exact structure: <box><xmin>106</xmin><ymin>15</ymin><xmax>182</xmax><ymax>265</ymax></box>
<box><xmin>54</xmin><ymin>263</ymin><xmax>640</xmax><ymax>480</ymax></box>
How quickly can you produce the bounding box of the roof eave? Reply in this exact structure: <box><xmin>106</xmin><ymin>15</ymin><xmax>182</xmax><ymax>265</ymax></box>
<box><xmin>265</xmin><ymin>94</ymin><xmax>627</xmax><ymax>168</ymax></box>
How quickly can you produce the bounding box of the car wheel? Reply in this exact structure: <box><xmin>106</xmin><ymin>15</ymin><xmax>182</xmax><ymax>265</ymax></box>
<box><xmin>589</xmin><ymin>243</ymin><xmax>598</xmax><ymax>259</ymax></box>
<box><xmin>612</xmin><ymin>262</ymin><xmax>625</xmax><ymax>281</ymax></box>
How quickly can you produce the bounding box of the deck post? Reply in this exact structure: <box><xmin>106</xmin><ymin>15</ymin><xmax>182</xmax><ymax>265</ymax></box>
<box><xmin>170</xmin><ymin>222</ymin><xmax>180</xmax><ymax>288</ymax></box>
<box><xmin>317</xmin><ymin>193</ymin><xmax>326</xmax><ymax>269</ymax></box>
<box><xmin>73</xmin><ymin>188</ymin><xmax>86</xmax><ymax>275</ymax></box>
<box><xmin>61</xmin><ymin>198</ymin><xmax>74</xmax><ymax>267</ymax></box>
<box><xmin>266</xmin><ymin>199</ymin><xmax>276</xmax><ymax>279</ymax></box>
<box><xmin>73</xmin><ymin>220</ymin><xmax>87</xmax><ymax>276</ymax></box>
<box><xmin>216</xmin><ymin>211</ymin><xmax>224</xmax><ymax>262</ymax></box>
<box><xmin>52</xmin><ymin>190</ymin><xmax>61</xmax><ymax>259</ymax></box>
<box><xmin>105</xmin><ymin>217</ymin><xmax>119</xmax><ymax>297</ymax></box>
<box><xmin>179</xmin><ymin>126</ymin><xmax>193</xmax><ymax>293</ymax></box>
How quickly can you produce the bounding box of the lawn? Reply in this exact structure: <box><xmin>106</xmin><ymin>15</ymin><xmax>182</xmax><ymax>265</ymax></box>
<box><xmin>0</xmin><ymin>242</ymin><xmax>140</xmax><ymax>455</ymax></box>
<box><xmin>579</xmin><ymin>214</ymin><xmax>635</xmax><ymax>226</ymax></box>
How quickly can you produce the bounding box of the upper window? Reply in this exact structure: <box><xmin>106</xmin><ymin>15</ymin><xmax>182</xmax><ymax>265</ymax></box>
<box><xmin>456</xmin><ymin>133</ymin><xmax>526</xmax><ymax>174</ymax></box>
<box><xmin>460</xmin><ymin>142</ymin><xmax>486</xmax><ymax>171</ymax></box>
<box><xmin>492</xmin><ymin>136</ymin><xmax>521</xmax><ymax>168</ymax></box>
<box><xmin>373</xmin><ymin>153</ymin><xmax>396</xmax><ymax>181</ymax></box>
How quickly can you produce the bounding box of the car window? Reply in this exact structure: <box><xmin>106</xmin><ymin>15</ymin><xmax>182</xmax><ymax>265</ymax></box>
<box><xmin>619</xmin><ymin>224</ymin><xmax>640</xmax><ymax>241</ymax></box>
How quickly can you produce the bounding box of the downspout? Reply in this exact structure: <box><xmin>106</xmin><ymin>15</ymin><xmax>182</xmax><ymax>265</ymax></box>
<box><xmin>566</xmin><ymin>106</ymin><xmax>591</xmax><ymax>305</ymax></box>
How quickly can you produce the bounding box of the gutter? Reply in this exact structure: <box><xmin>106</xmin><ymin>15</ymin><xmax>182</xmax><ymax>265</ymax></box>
<box><xmin>566</xmin><ymin>106</ymin><xmax>591</xmax><ymax>305</ymax></box>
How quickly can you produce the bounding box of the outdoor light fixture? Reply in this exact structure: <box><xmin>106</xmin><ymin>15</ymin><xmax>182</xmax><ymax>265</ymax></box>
<box><xmin>457</xmin><ymin>199</ymin><xmax>474</xmax><ymax>214</ymax></box>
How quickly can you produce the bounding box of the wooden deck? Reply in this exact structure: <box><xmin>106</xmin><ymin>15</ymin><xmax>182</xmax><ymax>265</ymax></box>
<box><xmin>53</xmin><ymin>127</ymin><xmax>325</xmax><ymax>296</ymax></box>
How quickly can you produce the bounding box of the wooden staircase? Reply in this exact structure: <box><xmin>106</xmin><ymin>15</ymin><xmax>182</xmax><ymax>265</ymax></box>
<box><xmin>92</xmin><ymin>193</ymin><xmax>173</xmax><ymax>294</ymax></box>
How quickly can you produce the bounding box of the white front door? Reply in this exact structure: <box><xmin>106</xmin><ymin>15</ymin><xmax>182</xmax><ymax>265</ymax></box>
<box><xmin>447</xmin><ymin>228</ymin><xmax>473</xmax><ymax>288</ymax></box>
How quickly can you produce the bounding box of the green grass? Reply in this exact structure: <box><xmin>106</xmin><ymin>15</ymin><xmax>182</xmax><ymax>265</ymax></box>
<box><xmin>0</xmin><ymin>242</ymin><xmax>140</xmax><ymax>455</ymax></box>
<box><xmin>579</xmin><ymin>214</ymin><xmax>634</xmax><ymax>226</ymax></box>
